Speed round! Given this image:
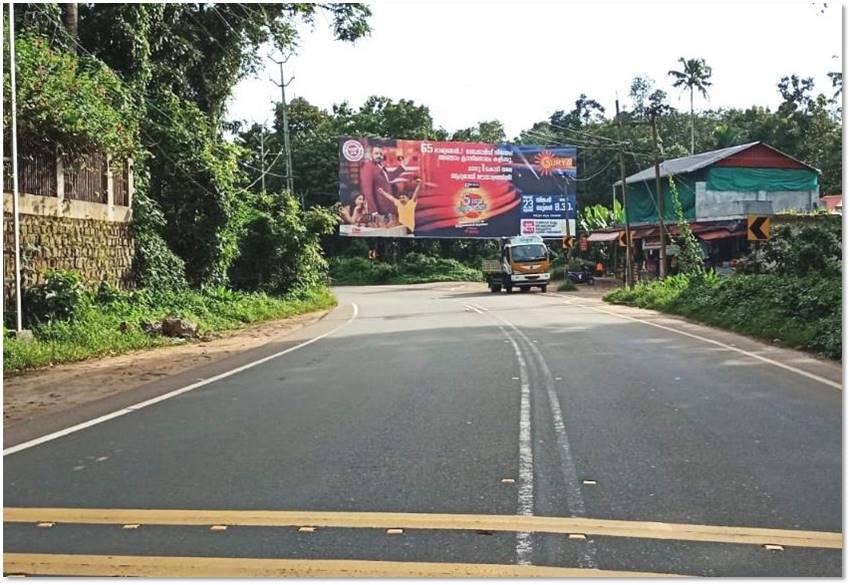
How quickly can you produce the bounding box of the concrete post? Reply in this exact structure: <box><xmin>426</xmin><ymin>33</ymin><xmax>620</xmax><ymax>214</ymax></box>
<box><xmin>56</xmin><ymin>153</ymin><xmax>65</xmax><ymax>216</ymax></box>
<box><xmin>106</xmin><ymin>154</ymin><xmax>114</xmax><ymax>221</ymax></box>
<box><xmin>127</xmin><ymin>157</ymin><xmax>133</xmax><ymax>216</ymax></box>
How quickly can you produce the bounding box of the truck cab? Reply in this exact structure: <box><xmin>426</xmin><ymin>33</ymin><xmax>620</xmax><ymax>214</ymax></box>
<box><xmin>482</xmin><ymin>235</ymin><xmax>551</xmax><ymax>293</ymax></box>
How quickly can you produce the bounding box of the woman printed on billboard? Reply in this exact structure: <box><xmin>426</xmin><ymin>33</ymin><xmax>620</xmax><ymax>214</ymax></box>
<box><xmin>340</xmin><ymin>193</ymin><xmax>369</xmax><ymax>225</ymax></box>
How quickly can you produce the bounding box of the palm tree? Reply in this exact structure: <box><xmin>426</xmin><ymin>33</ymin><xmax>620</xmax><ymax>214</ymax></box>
<box><xmin>668</xmin><ymin>58</ymin><xmax>713</xmax><ymax>154</ymax></box>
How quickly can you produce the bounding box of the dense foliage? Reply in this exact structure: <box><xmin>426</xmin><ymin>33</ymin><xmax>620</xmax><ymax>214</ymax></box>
<box><xmin>605</xmin><ymin>273</ymin><xmax>841</xmax><ymax>359</ymax></box>
<box><xmin>3</xmin><ymin>33</ymin><xmax>138</xmax><ymax>158</ymax></box>
<box><xmin>11</xmin><ymin>3</ymin><xmax>372</xmax><ymax>289</ymax></box>
<box><xmin>606</xmin><ymin>220</ymin><xmax>842</xmax><ymax>359</ymax></box>
<box><xmin>735</xmin><ymin>219</ymin><xmax>842</xmax><ymax>277</ymax></box>
<box><xmin>329</xmin><ymin>253</ymin><xmax>481</xmax><ymax>286</ymax></box>
<box><xmin>230</xmin><ymin>193</ymin><xmax>337</xmax><ymax>293</ymax></box>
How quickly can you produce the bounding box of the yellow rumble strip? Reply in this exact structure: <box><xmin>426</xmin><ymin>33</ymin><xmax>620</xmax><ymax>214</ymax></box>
<box><xmin>3</xmin><ymin>507</ymin><xmax>842</xmax><ymax>549</ymax></box>
<box><xmin>3</xmin><ymin>553</ymin><xmax>683</xmax><ymax>578</ymax></box>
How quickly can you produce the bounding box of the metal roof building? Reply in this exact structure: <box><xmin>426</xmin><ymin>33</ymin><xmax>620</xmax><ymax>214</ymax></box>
<box><xmin>618</xmin><ymin>141</ymin><xmax>820</xmax><ymax>225</ymax></box>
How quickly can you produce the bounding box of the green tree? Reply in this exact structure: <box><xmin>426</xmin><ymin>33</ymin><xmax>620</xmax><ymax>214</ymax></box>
<box><xmin>668</xmin><ymin>57</ymin><xmax>713</xmax><ymax>154</ymax></box>
<box><xmin>451</xmin><ymin>120</ymin><xmax>506</xmax><ymax>143</ymax></box>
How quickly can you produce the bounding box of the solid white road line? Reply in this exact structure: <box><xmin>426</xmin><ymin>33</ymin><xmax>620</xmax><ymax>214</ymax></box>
<box><xmin>3</xmin><ymin>304</ymin><xmax>359</xmax><ymax>456</ymax></box>
<box><xmin>563</xmin><ymin>298</ymin><xmax>841</xmax><ymax>391</ymax></box>
<box><xmin>492</xmin><ymin>313</ymin><xmax>597</xmax><ymax>569</ymax></box>
<box><xmin>495</xmin><ymin>323</ymin><xmax>535</xmax><ymax>566</ymax></box>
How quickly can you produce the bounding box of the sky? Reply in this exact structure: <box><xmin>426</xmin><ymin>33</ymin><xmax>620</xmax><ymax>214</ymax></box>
<box><xmin>226</xmin><ymin>1</ymin><xmax>843</xmax><ymax>139</ymax></box>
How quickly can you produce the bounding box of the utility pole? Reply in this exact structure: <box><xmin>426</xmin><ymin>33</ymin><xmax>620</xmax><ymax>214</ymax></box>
<box><xmin>259</xmin><ymin>126</ymin><xmax>266</xmax><ymax>193</ymax></box>
<box><xmin>651</xmin><ymin>112</ymin><xmax>667</xmax><ymax>279</ymax></box>
<box><xmin>9</xmin><ymin>3</ymin><xmax>23</xmax><ymax>332</ymax></box>
<box><xmin>615</xmin><ymin>99</ymin><xmax>633</xmax><ymax>288</ymax></box>
<box><xmin>269</xmin><ymin>54</ymin><xmax>296</xmax><ymax>205</ymax></box>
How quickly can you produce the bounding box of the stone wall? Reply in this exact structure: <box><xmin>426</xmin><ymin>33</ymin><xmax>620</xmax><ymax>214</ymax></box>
<box><xmin>4</xmin><ymin>213</ymin><xmax>135</xmax><ymax>295</ymax></box>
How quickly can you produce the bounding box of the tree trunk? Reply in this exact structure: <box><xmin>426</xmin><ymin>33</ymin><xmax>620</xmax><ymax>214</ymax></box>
<box><xmin>61</xmin><ymin>3</ymin><xmax>78</xmax><ymax>51</ymax></box>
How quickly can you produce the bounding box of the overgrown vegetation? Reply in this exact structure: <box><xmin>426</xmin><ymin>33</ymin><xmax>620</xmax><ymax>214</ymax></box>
<box><xmin>604</xmin><ymin>221</ymin><xmax>842</xmax><ymax>359</ymax></box>
<box><xmin>329</xmin><ymin>253</ymin><xmax>481</xmax><ymax>286</ymax></box>
<box><xmin>5</xmin><ymin>270</ymin><xmax>337</xmax><ymax>373</ymax></box>
<box><xmin>4</xmin><ymin>4</ymin><xmax>369</xmax><ymax>372</ymax></box>
<box><xmin>668</xmin><ymin>176</ymin><xmax>705</xmax><ymax>275</ymax></box>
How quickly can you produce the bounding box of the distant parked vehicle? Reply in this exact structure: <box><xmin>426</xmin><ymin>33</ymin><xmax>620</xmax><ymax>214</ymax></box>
<box><xmin>566</xmin><ymin>266</ymin><xmax>595</xmax><ymax>285</ymax></box>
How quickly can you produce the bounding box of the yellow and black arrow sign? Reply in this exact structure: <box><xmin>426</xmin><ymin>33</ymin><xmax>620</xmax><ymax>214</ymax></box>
<box><xmin>562</xmin><ymin>236</ymin><xmax>574</xmax><ymax>250</ymax></box>
<box><xmin>747</xmin><ymin>215</ymin><xmax>771</xmax><ymax>241</ymax></box>
<box><xmin>618</xmin><ymin>231</ymin><xmax>633</xmax><ymax>248</ymax></box>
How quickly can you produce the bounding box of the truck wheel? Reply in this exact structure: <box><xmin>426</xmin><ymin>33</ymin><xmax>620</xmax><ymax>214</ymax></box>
<box><xmin>540</xmin><ymin>285</ymin><xmax>548</xmax><ymax>293</ymax></box>
<box><xmin>505</xmin><ymin>285</ymin><xmax>513</xmax><ymax>294</ymax></box>
<box><xmin>490</xmin><ymin>284</ymin><xmax>502</xmax><ymax>293</ymax></box>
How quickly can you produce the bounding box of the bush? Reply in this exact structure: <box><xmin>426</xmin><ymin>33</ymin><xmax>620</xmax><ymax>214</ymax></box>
<box><xmin>604</xmin><ymin>273</ymin><xmax>841</xmax><ymax>359</ymax></box>
<box><xmin>329</xmin><ymin>252</ymin><xmax>480</xmax><ymax>286</ymax></box>
<box><xmin>21</xmin><ymin>270</ymin><xmax>91</xmax><ymax>327</ymax></box>
<box><xmin>558</xmin><ymin>280</ymin><xmax>577</xmax><ymax>292</ymax></box>
<box><xmin>736</xmin><ymin>222</ymin><xmax>841</xmax><ymax>277</ymax></box>
<box><xmin>229</xmin><ymin>193</ymin><xmax>335</xmax><ymax>294</ymax></box>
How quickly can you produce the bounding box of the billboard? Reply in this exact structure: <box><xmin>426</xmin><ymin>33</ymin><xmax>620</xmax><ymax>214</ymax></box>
<box><xmin>338</xmin><ymin>137</ymin><xmax>576</xmax><ymax>238</ymax></box>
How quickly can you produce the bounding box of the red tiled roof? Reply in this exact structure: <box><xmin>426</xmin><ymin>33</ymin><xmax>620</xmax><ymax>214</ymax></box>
<box><xmin>821</xmin><ymin>195</ymin><xmax>842</xmax><ymax>209</ymax></box>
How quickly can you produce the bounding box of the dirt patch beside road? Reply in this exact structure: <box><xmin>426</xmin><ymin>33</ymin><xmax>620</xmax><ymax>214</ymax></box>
<box><xmin>4</xmin><ymin>310</ymin><xmax>330</xmax><ymax>428</ymax></box>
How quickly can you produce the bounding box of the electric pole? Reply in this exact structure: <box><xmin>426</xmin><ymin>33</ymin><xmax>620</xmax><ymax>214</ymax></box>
<box><xmin>259</xmin><ymin>128</ymin><xmax>266</xmax><ymax>193</ymax></box>
<box><xmin>615</xmin><ymin>99</ymin><xmax>633</xmax><ymax>288</ymax></box>
<box><xmin>9</xmin><ymin>3</ymin><xmax>23</xmax><ymax>332</ymax></box>
<box><xmin>651</xmin><ymin>112</ymin><xmax>667</xmax><ymax>279</ymax></box>
<box><xmin>269</xmin><ymin>54</ymin><xmax>296</xmax><ymax>205</ymax></box>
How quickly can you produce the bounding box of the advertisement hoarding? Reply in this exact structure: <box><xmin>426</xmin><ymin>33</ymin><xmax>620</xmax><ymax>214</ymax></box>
<box><xmin>338</xmin><ymin>137</ymin><xmax>576</xmax><ymax>239</ymax></box>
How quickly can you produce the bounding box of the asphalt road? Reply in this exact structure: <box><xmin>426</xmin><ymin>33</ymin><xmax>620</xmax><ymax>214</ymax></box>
<box><xmin>3</xmin><ymin>283</ymin><xmax>843</xmax><ymax>577</ymax></box>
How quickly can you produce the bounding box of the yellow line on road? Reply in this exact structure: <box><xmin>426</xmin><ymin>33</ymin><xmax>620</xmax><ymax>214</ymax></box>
<box><xmin>3</xmin><ymin>508</ymin><xmax>841</xmax><ymax>549</ymax></box>
<box><xmin>2</xmin><ymin>553</ymin><xmax>682</xmax><ymax>577</ymax></box>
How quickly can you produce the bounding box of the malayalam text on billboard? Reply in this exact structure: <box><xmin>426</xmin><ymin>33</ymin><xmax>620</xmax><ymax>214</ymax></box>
<box><xmin>338</xmin><ymin>137</ymin><xmax>577</xmax><ymax>238</ymax></box>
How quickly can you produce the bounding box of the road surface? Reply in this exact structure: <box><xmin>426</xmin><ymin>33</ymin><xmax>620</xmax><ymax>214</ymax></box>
<box><xmin>4</xmin><ymin>283</ymin><xmax>842</xmax><ymax>577</ymax></box>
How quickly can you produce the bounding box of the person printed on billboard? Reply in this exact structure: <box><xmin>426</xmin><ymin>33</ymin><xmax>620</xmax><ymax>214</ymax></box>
<box><xmin>340</xmin><ymin>192</ymin><xmax>369</xmax><ymax>225</ymax></box>
<box><xmin>359</xmin><ymin>145</ymin><xmax>408</xmax><ymax>218</ymax></box>
<box><xmin>378</xmin><ymin>178</ymin><xmax>421</xmax><ymax>234</ymax></box>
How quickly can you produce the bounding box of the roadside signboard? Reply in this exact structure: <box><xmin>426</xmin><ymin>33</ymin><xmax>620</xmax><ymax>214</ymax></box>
<box><xmin>747</xmin><ymin>215</ymin><xmax>771</xmax><ymax>241</ymax></box>
<box><xmin>338</xmin><ymin>137</ymin><xmax>576</xmax><ymax>238</ymax></box>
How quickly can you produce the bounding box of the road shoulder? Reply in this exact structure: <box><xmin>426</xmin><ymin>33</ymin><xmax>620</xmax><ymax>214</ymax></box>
<box><xmin>3</xmin><ymin>304</ymin><xmax>353</xmax><ymax>447</ymax></box>
<box><xmin>556</xmin><ymin>291</ymin><xmax>842</xmax><ymax>388</ymax></box>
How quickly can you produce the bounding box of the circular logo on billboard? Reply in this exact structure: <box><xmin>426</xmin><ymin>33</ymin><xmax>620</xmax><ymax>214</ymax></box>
<box><xmin>342</xmin><ymin>140</ymin><xmax>365</xmax><ymax>162</ymax></box>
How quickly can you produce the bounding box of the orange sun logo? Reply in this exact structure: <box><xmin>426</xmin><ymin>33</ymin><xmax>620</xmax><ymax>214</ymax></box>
<box><xmin>534</xmin><ymin>151</ymin><xmax>574</xmax><ymax>175</ymax></box>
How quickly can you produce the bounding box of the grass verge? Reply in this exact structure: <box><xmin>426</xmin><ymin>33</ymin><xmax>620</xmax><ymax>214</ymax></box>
<box><xmin>330</xmin><ymin>253</ymin><xmax>481</xmax><ymax>286</ymax></box>
<box><xmin>4</xmin><ymin>287</ymin><xmax>337</xmax><ymax>375</ymax></box>
<box><xmin>603</xmin><ymin>274</ymin><xmax>841</xmax><ymax>360</ymax></box>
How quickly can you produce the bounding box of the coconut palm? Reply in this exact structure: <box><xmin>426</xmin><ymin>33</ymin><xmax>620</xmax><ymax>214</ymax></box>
<box><xmin>668</xmin><ymin>58</ymin><xmax>713</xmax><ymax>154</ymax></box>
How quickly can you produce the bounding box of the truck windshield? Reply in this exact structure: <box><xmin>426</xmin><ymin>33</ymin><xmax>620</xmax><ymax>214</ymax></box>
<box><xmin>511</xmin><ymin>244</ymin><xmax>547</xmax><ymax>262</ymax></box>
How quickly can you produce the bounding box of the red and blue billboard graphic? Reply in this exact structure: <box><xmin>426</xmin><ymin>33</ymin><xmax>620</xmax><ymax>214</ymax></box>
<box><xmin>338</xmin><ymin>137</ymin><xmax>576</xmax><ymax>239</ymax></box>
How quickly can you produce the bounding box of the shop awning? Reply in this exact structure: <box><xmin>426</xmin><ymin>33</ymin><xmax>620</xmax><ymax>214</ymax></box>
<box><xmin>587</xmin><ymin>231</ymin><xmax>621</xmax><ymax>242</ymax></box>
<box><xmin>631</xmin><ymin>227</ymin><xmax>657</xmax><ymax>239</ymax></box>
<box><xmin>698</xmin><ymin>229</ymin><xmax>747</xmax><ymax>241</ymax></box>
